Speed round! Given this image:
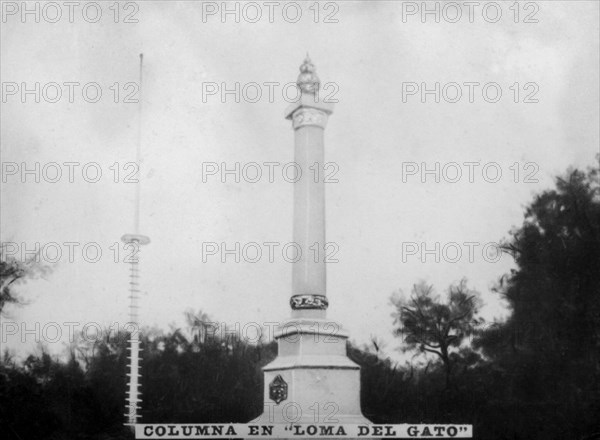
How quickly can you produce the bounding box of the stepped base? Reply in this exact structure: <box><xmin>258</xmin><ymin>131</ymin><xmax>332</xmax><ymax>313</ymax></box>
<box><xmin>251</xmin><ymin>318</ymin><xmax>371</xmax><ymax>431</ymax></box>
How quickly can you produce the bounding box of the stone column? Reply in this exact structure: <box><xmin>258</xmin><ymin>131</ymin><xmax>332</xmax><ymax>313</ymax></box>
<box><xmin>252</xmin><ymin>57</ymin><xmax>370</xmax><ymax>428</ymax></box>
<box><xmin>285</xmin><ymin>56</ymin><xmax>333</xmax><ymax>320</ymax></box>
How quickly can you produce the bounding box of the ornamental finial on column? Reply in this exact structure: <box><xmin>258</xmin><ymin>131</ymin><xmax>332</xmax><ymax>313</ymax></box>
<box><xmin>297</xmin><ymin>53</ymin><xmax>320</xmax><ymax>94</ymax></box>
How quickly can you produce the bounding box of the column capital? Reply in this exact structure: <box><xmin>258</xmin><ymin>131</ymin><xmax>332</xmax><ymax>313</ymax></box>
<box><xmin>285</xmin><ymin>96</ymin><xmax>334</xmax><ymax>129</ymax></box>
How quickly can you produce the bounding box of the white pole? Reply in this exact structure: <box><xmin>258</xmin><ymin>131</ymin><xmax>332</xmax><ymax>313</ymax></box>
<box><xmin>123</xmin><ymin>53</ymin><xmax>150</xmax><ymax>428</ymax></box>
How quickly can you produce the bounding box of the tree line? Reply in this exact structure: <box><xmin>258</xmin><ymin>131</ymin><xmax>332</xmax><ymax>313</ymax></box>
<box><xmin>1</xmin><ymin>164</ymin><xmax>598</xmax><ymax>439</ymax></box>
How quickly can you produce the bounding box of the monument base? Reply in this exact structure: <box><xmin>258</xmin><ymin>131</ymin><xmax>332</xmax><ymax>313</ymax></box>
<box><xmin>252</xmin><ymin>319</ymin><xmax>370</xmax><ymax>426</ymax></box>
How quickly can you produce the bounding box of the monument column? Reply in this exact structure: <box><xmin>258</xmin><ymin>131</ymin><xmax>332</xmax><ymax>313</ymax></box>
<box><xmin>286</xmin><ymin>56</ymin><xmax>332</xmax><ymax>321</ymax></box>
<box><xmin>253</xmin><ymin>56</ymin><xmax>370</xmax><ymax>427</ymax></box>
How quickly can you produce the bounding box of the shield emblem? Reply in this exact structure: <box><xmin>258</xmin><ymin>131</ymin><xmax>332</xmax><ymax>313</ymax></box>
<box><xmin>269</xmin><ymin>375</ymin><xmax>288</xmax><ymax>404</ymax></box>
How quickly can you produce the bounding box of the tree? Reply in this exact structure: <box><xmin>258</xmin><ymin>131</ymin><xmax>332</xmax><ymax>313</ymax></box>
<box><xmin>0</xmin><ymin>244</ymin><xmax>50</xmax><ymax>315</ymax></box>
<box><xmin>391</xmin><ymin>279</ymin><xmax>482</xmax><ymax>390</ymax></box>
<box><xmin>476</xmin><ymin>165</ymin><xmax>600</xmax><ymax>439</ymax></box>
<box><xmin>0</xmin><ymin>247</ymin><xmax>29</xmax><ymax>314</ymax></box>
<box><xmin>479</xmin><ymin>166</ymin><xmax>600</xmax><ymax>363</ymax></box>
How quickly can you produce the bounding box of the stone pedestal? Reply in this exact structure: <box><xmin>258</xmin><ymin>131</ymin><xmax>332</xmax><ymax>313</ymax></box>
<box><xmin>253</xmin><ymin>319</ymin><xmax>369</xmax><ymax>424</ymax></box>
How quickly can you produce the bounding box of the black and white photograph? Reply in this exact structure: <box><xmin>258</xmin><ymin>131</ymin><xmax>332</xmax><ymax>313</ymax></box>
<box><xmin>1</xmin><ymin>1</ymin><xmax>599</xmax><ymax>439</ymax></box>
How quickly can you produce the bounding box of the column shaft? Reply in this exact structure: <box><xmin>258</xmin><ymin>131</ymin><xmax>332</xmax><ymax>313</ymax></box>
<box><xmin>292</xmin><ymin>123</ymin><xmax>326</xmax><ymax>319</ymax></box>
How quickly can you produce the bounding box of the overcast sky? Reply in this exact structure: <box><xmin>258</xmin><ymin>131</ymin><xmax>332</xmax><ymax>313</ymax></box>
<box><xmin>1</xmin><ymin>1</ymin><xmax>599</xmax><ymax>361</ymax></box>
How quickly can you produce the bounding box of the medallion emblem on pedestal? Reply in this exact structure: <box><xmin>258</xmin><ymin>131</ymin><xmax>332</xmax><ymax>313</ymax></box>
<box><xmin>269</xmin><ymin>375</ymin><xmax>288</xmax><ymax>404</ymax></box>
